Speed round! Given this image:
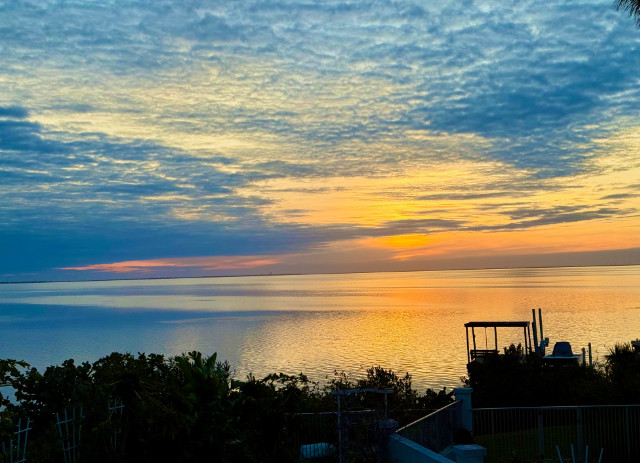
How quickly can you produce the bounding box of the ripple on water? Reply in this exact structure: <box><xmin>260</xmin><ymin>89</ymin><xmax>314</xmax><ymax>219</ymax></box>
<box><xmin>1</xmin><ymin>266</ymin><xmax>639</xmax><ymax>390</ymax></box>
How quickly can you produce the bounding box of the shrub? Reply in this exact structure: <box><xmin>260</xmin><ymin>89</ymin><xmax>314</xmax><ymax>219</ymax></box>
<box><xmin>1</xmin><ymin>352</ymin><xmax>451</xmax><ymax>462</ymax></box>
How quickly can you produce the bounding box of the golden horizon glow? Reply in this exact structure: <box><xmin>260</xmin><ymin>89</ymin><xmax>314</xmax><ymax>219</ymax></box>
<box><xmin>61</xmin><ymin>256</ymin><xmax>280</xmax><ymax>273</ymax></box>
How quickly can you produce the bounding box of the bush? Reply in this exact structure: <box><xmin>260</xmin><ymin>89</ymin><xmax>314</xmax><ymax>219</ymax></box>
<box><xmin>0</xmin><ymin>353</ymin><xmax>451</xmax><ymax>462</ymax></box>
<box><xmin>464</xmin><ymin>343</ymin><xmax>639</xmax><ymax>407</ymax></box>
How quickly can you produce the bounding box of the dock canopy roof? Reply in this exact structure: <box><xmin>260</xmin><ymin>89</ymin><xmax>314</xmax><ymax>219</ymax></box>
<box><xmin>464</xmin><ymin>321</ymin><xmax>530</xmax><ymax>328</ymax></box>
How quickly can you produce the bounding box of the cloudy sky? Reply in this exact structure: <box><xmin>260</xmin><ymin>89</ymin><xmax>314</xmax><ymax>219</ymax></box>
<box><xmin>2</xmin><ymin>0</ymin><xmax>640</xmax><ymax>282</ymax></box>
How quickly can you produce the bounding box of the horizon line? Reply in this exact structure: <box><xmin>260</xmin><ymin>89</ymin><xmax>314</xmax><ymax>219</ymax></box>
<box><xmin>1</xmin><ymin>262</ymin><xmax>638</xmax><ymax>286</ymax></box>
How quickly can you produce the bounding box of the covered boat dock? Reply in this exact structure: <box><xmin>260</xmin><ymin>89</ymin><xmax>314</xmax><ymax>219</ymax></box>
<box><xmin>464</xmin><ymin>321</ymin><xmax>533</xmax><ymax>363</ymax></box>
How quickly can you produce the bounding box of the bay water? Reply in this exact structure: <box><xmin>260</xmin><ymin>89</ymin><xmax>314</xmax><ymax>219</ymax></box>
<box><xmin>1</xmin><ymin>265</ymin><xmax>639</xmax><ymax>390</ymax></box>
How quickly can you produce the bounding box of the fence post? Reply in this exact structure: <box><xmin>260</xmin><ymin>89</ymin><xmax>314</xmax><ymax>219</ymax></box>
<box><xmin>491</xmin><ymin>409</ymin><xmax>495</xmax><ymax>443</ymax></box>
<box><xmin>577</xmin><ymin>407</ymin><xmax>584</xmax><ymax>463</ymax></box>
<box><xmin>538</xmin><ymin>409</ymin><xmax>545</xmax><ymax>461</ymax></box>
<box><xmin>626</xmin><ymin>406</ymin><xmax>631</xmax><ymax>461</ymax></box>
<box><xmin>454</xmin><ymin>388</ymin><xmax>473</xmax><ymax>433</ymax></box>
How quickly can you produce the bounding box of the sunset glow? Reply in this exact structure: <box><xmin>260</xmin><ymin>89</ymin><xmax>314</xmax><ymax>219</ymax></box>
<box><xmin>61</xmin><ymin>256</ymin><xmax>280</xmax><ymax>274</ymax></box>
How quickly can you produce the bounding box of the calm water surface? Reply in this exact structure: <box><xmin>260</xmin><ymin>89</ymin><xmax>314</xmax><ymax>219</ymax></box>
<box><xmin>1</xmin><ymin>266</ymin><xmax>639</xmax><ymax>390</ymax></box>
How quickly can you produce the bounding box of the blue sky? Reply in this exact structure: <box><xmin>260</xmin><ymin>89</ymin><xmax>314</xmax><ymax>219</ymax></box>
<box><xmin>2</xmin><ymin>0</ymin><xmax>640</xmax><ymax>281</ymax></box>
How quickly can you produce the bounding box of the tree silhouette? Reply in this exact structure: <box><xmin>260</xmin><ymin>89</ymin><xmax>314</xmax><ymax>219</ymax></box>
<box><xmin>615</xmin><ymin>0</ymin><xmax>640</xmax><ymax>26</ymax></box>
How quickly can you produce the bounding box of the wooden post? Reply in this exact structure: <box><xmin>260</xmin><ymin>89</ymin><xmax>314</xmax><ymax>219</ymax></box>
<box><xmin>466</xmin><ymin>326</ymin><xmax>471</xmax><ymax>363</ymax></box>
<box><xmin>532</xmin><ymin>309</ymin><xmax>539</xmax><ymax>354</ymax></box>
<box><xmin>337</xmin><ymin>393</ymin><xmax>343</xmax><ymax>463</ymax></box>
<box><xmin>472</xmin><ymin>327</ymin><xmax>477</xmax><ymax>351</ymax></box>
<box><xmin>538</xmin><ymin>308</ymin><xmax>544</xmax><ymax>342</ymax></box>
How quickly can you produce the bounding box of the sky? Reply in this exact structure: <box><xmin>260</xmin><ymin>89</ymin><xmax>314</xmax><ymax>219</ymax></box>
<box><xmin>2</xmin><ymin>0</ymin><xmax>640</xmax><ymax>282</ymax></box>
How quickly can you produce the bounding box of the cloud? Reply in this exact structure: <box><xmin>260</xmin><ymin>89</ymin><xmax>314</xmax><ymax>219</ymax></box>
<box><xmin>0</xmin><ymin>107</ymin><xmax>268</xmax><ymax>228</ymax></box>
<box><xmin>0</xmin><ymin>106</ymin><xmax>29</xmax><ymax>118</ymax></box>
<box><xmin>482</xmin><ymin>207</ymin><xmax>625</xmax><ymax>231</ymax></box>
<box><xmin>61</xmin><ymin>255</ymin><xmax>279</xmax><ymax>273</ymax></box>
<box><xmin>417</xmin><ymin>192</ymin><xmax>515</xmax><ymax>201</ymax></box>
<box><xmin>4</xmin><ymin>1</ymin><xmax>638</xmax><ymax>178</ymax></box>
<box><xmin>0</xmin><ymin>216</ymin><xmax>324</xmax><ymax>274</ymax></box>
<box><xmin>0</xmin><ymin>119</ymin><xmax>69</xmax><ymax>154</ymax></box>
<box><xmin>601</xmin><ymin>193</ymin><xmax>639</xmax><ymax>200</ymax></box>
<box><xmin>355</xmin><ymin>204</ymin><xmax>629</xmax><ymax>237</ymax></box>
<box><xmin>2</xmin><ymin>1</ymin><xmax>640</xmax><ymax>280</ymax></box>
<box><xmin>374</xmin><ymin>218</ymin><xmax>466</xmax><ymax>235</ymax></box>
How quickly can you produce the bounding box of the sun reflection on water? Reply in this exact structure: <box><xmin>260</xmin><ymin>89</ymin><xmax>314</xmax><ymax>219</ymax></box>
<box><xmin>0</xmin><ymin>266</ymin><xmax>639</xmax><ymax>390</ymax></box>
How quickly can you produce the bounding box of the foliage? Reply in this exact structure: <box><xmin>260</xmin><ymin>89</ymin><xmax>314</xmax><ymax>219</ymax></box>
<box><xmin>8</xmin><ymin>344</ymin><xmax>638</xmax><ymax>461</ymax></box>
<box><xmin>323</xmin><ymin>365</ymin><xmax>455</xmax><ymax>434</ymax></box>
<box><xmin>0</xmin><ymin>359</ymin><xmax>28</xmax><ymax>448</ymax></box>
<box><xmin>465</xmin><ymin>343</ymin><xmax>640</xmax><ymax>407</ymax></box>
<box><xmin>0</xmin><ymin>352</ymin><xmax>450</xmax><ymax>462</ymax></box>
<box><xmin>615</xmin><ymin>0</ymin><xmax>640</xmax><ymax>26</ymax></box>
<box><xmin>604</xmin><ymin>342</ymin><xmax>640</xmax><ymax>402</ymax></box>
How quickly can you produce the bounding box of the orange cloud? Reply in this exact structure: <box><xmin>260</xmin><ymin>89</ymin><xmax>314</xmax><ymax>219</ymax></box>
<box><xmin>61</xmin><ymin>255</ymin><xmax>279</xmax><ymax>273</ymax></box>
<box><xmin>361</xmin><ymin>216</ymin><xmax>640</xmax><ymax>263</ymax></box>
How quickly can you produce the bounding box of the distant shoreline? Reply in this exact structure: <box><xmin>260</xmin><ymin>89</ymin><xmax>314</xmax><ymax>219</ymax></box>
<box><xmin>1</xmin><ymin>262</ymin><xmax>638</xmax><ymax>286</ymax></box>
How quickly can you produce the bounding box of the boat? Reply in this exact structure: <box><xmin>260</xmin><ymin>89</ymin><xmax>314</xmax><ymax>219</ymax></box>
<box><xmin>543</xmin><ymin>341</ymin><xmax>581</xmax><ymax>364</ymax></box>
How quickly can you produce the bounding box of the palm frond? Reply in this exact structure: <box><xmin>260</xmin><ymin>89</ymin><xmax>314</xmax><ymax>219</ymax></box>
<box><xmin>615</xmin><ymin>0</ymin><xmax>640</xmax><ymax>26</ymax></box>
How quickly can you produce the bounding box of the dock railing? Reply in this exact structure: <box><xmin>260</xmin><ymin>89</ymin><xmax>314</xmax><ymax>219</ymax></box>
<box><xmin>473</xmin><ymin>404</ymin><xmax>640</xmax><ymax>463</ymax></box>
